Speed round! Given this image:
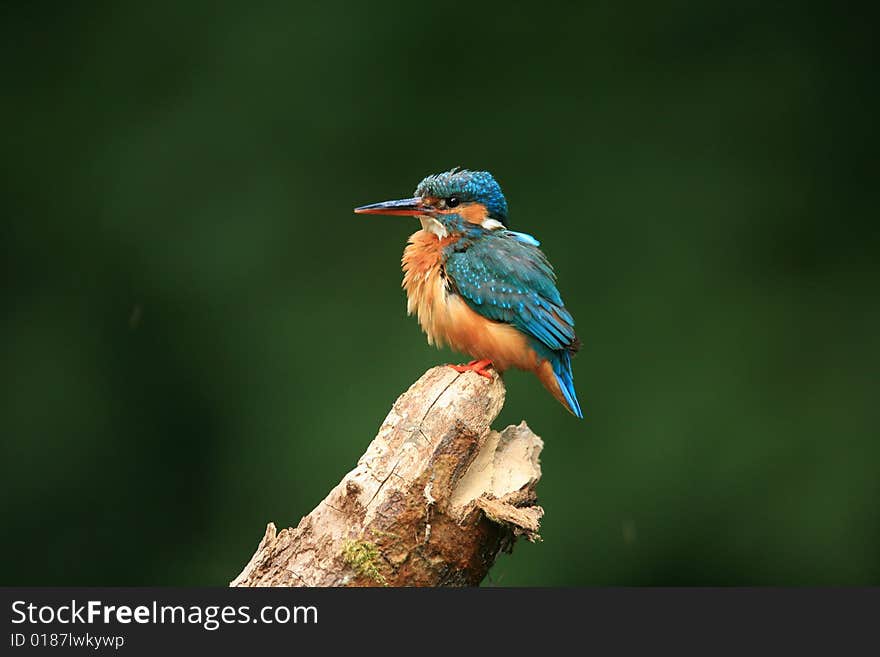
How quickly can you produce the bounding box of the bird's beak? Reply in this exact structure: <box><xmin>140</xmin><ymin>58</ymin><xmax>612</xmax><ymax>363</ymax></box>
<box><xmin>354</xmin><ymin>196</ymin><xmax>427</xmax><ymax>216</ymax></box>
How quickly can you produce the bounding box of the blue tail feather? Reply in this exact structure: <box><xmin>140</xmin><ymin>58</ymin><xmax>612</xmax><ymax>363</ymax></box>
<box><xmin>552</xmin><ymin>352</ymin><xmax>583</xmax><ymax>419</ymax></box>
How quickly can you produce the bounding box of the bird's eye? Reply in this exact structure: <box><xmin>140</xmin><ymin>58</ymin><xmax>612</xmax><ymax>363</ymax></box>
<box><xmin>446</xmin><ymin>196</ymin><xmax>460</xmax><ymax>208</ymax></box>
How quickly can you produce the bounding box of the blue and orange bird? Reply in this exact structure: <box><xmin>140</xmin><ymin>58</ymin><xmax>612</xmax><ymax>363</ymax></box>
<box><xmin>355</xmin><ymin>168</ymin><xmax>583</xmax><ymax>418</ymax></box>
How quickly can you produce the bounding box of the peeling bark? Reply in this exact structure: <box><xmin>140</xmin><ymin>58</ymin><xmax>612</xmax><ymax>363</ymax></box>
<box><xmin>231</xmin><ymin>366</ymin><xmax>544</xmax><ymax>587</ymax></box>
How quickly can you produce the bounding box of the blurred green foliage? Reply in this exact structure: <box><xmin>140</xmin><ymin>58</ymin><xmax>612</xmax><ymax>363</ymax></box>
<box><xmin>2</xmin><ymin>1</ymin><xmax>877</xmax><ymax>585</ymax></box>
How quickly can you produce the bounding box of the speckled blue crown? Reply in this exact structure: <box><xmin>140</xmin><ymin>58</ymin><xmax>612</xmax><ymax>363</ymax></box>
<box><xmin>415</xmin><ymin>168</ymin><xmax>509</xmax><ymax>221</ymax></box>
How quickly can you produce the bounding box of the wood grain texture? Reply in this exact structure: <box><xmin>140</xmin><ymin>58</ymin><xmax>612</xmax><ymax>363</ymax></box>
<box><xmin>230</xmin><ymin>366</ymin><xmax>544</xmax><ymax>587</ymax></box>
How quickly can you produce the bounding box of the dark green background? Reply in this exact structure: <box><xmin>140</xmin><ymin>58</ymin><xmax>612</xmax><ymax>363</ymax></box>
<box><xmin>3</xmin><ymin>2</ymin><xmax>877</xmax><ymax>585</ymax></box>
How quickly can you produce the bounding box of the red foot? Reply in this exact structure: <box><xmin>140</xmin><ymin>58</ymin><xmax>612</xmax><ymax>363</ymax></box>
<box><xmin>448</xmin><ymin>359</ymin><xmax>494</xmax><ymax>380</ymax></box>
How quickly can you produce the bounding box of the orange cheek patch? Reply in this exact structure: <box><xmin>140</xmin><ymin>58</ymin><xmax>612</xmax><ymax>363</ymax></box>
<box><xmin>457</xmin><ymin>202</ymin><xmax>489</xmax><ymax>225</ymax></box>
<box><xmin>437</xmin><ymin>202</ymin><xmax>489</xmax><ymax>225</ymax></box>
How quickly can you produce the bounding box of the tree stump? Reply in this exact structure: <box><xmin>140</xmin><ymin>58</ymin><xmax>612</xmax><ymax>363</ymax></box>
<box><xmin>231</xmin><ymin>366</ymin><xmax>544</xmax><ymax>587</ymax></box>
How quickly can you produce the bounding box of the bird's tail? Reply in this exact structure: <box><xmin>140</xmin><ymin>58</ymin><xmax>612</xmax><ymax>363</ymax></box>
<box><xmin>537</xmin><ymin>352</ymin><xmax>584</xmax><ymax>419</ymax></box>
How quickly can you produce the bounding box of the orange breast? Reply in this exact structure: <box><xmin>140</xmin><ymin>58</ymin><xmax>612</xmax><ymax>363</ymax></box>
<box><xmin>401</xmin><ymin>230</ymin><xmax>539</xmax><ymax>373</ymax></box>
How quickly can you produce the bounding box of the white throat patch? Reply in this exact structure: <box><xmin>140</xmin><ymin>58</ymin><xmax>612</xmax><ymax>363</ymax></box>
<box><xmin>420</xmin><ymin>216</ymin><xmax>448</xmax><ymax>239</ymax></box>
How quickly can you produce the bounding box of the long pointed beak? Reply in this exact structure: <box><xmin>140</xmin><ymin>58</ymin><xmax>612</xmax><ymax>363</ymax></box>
<box><xmin>354</xmin><ymin>196</ymin><xmax>427</xmax><ymax>216</ymax></box>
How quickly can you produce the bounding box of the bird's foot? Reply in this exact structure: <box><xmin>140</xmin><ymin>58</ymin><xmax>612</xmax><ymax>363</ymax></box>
<box><xmin>448</xmin><ymin>359</ymin><xmax>494</xmax><ymax>380</ymax></box>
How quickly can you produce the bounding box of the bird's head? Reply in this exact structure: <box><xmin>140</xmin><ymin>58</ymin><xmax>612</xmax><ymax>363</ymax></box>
<box><xmin>354</xmin><ymin>168</ymin><xmax>509</xmax><ymax>239</ymax></box>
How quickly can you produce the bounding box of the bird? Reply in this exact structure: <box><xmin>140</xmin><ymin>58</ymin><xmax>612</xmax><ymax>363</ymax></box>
<box><xmin>354</xmin><ymin>168</ymin><xmax>583</xmax><ymax>418</ymax></box>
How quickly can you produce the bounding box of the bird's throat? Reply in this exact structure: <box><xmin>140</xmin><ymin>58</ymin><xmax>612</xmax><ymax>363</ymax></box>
<box><xmin>419</xmin><ymin>215</ymin><xmax>448</xmax><ymax>239</ymax></box>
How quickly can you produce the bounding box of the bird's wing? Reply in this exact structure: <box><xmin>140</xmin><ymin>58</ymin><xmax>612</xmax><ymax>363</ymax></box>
<box><xmin>444</xmin><ymin>235</ymin><xmax>578</xmax><ymax>354</ymax></box>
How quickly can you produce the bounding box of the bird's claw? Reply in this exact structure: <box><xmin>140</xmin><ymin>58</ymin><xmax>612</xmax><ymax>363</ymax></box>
<box><xmin>448</xmin><ymin>359</ymin><xmax>494</xmax><ymax>380</ymax></box>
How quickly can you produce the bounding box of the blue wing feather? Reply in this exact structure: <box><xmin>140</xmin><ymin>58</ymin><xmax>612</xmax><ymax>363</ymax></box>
<box><xmin>444</xmin><ymin>234</ymin><xmax>577</xmax><ymax>353</ymax></box>
<box><xmin>444</xmin><ymin>233</ymin><xmax>583</xmax><ymax>417</ymax></box>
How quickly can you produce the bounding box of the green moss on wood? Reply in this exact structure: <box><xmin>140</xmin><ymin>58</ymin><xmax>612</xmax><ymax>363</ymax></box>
<box><xmin>342</xmin><ymin>539</ymin><xmax>388</xmax><ymax>586</ymax></box>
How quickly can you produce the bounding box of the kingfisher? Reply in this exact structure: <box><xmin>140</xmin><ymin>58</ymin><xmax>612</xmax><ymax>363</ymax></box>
<box><xmin>354</xmin><ymin>168</ymin><xmax>583</xmax><ymax>418</ymax></box>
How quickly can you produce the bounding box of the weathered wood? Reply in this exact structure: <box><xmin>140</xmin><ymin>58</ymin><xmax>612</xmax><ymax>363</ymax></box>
<box><xmin>231</xmin><ymin>366</ymin><xmax>544</xmax><ymax>587</ymax></box>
